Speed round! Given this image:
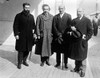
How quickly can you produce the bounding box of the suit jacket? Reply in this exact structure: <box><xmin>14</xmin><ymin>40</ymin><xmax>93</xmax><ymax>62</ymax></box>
<box><xmin>52</xmin><ymin>13</ymin><xmax>71</xmax><ymax>53</ymax></box>
<box><xmin>69</xmin><ymin>16</ymin><xmax>93</xmax><ymax>60</ymax></box>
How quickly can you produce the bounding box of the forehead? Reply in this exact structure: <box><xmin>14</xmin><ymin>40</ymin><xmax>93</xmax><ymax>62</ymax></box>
<box><xmin>59</xmin><ymin>6</ymin><xmax>65</xmax><ymax>9</ymax></box>
<box><xmin>43</xmin><ymin>6</ymin><xmax>49</xmax><ymax>9</ymax></box>
<box><xmin>24</xmin><ymin>5</ymin><xmax>30</xmax><ymax>8</ymax></box>
<box><xmin>77</xmin><ymin>8</ymin><xmax>84</xmax><ymax>12</ymax></box>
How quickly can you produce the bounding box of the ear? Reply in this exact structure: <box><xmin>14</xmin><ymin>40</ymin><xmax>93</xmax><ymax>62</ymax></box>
<box><xmin>48</xmin><ymin>5</ymin><xmax>50</xmax><ymax>11</ymax></box>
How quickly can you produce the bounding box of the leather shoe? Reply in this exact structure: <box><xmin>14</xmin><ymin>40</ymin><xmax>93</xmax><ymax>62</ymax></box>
<box><xmin>71</xmin><ymin>67</ymin><xmax>79</xmax><ymax>72</ymax></box>
<box><xmin>46</xmin><ymin>61</ymin><xmax>51</xmax><ymax>66</ymax></box>
<box><xmin>65</xmin><ymin>65</ymin><xmax>68</xmax><ymax>69</ymax></box>
<box><xmin>79</xmin><ymin>70</ymin><xmax>85</xmax><ymax>77</ymax></box>
<box><xmin>17</xmin><ymin>64</ymin><xmax>21</xmax><ymax>69</ymax></box>
<box><xmin>23</xmin><ymin>62</ymin><xmax>29</xmax><ymax>66</ymax></box>
<box><xmin>55</xmin><ymin>64</ymin><xmax>60</xmax><ymax>67</ymax></box>
<box><xmin>40</xmin><ymin>62</ymin><xmax>44</xmax><ymax>67</ymax></box>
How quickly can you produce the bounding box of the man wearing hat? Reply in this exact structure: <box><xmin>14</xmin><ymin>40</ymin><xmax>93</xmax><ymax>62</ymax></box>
<box><xmin>69</xmin><ymin>8</ymin><xmax>93</xmax><ymax>77</ymax></box>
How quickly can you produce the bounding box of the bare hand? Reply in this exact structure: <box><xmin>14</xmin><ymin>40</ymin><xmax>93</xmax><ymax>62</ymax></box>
<box><xmin>37</xmin><ymin>36</ymin><xmax>40</xmax><ymax>39</ymax></box>
<box><xmin>82</xmin><ymin>34</ymin><xmax>86</xmax><ymax>40</ymax></box>
<box><xmin>33</xmin><ymin>34</ymin><xmax>37</xmax><ymax>39</ymax></box>
<box><xmin>71</xmin><ymin>26</ymin><xmax>76</xmax><ymax>31</ymax></box>
<box><xmin>15</xmin><ymin>35</ymin><xmax>19</xmax><ymax>40</ymax></box>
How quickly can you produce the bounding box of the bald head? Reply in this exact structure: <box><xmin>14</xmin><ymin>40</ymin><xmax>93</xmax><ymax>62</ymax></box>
<box><xmin>77</xmin><ymin>8</ymin><xmax>84</xmax><ymax>12</ymax></box>
<box><xmin>77</xmin><ymin>8</ymin><xmax>84</xmax><ymax>18</ymax></box>
<box><xmin>58</xmin><ymin>5</ymin><xmax>65</xmax><ymax>14</ymax></box>
<box><xmin>59</xmin><ymin>5</ymin><xmax>65</xmax><ymax>9</ymax></box>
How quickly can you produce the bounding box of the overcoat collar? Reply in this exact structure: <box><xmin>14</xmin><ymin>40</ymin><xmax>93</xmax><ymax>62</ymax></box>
<box><xmin>57</xmin><ymin>13</ymin><xmax>66</xmax><ymax>19</ymax></box>
<box><xmin>75</xmin><ymin>16</ymin><xmax>86</xmax><ymax>26</ymax></box>
<box><xmin>41</xmin><ymin>13</ymin><xmax>52</xmax><ymax>21</ymax></box>
<box><xmin>21</xmin><ymin>10</ymin><xmax>30</xmax><ymax>16</ymax></box>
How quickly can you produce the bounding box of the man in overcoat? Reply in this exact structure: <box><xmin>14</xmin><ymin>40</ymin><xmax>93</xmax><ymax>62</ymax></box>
<box><xmin>13</xmin><ymin>3</ymin><xmax>36</xmax><ymax>69</ymax></box>
<box><xmin>52</xmin><ymin>5</ymin><xmax>72</xmax><ymax>68</ymax></box>
<box><xmin>92</xmin><ymin>14</ymin><xmax>99</xmax><ymax>36</ymax></box>
<box><xmin>35</xmin><ymin>4</ymin><xmax>53</xmax><ymax>66</ymax></box>
<box><xmin>70</xmin><ymin>8</ymin><xmax>93</xmax><ymax>77</ymax></box>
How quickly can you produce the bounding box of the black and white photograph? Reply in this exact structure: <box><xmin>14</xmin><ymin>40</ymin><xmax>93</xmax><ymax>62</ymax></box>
<box><xmin>0</xmin><ymin>0</ymin><xmax>100</xmax><ymax>78</ymax></box>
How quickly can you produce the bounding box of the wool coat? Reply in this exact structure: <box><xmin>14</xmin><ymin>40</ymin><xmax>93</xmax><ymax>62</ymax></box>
<box><xmin>92</xmin><ymin>17</ymin><xmax>99</xmax><ymax>36</ymax></box>
<box><xmin>69</xmin><ymin>16</ymin><xmax>93</xmax><ymax>60</ymax></box>
<box><xmin>52</xmin><ymin>13</ymin><xmax>72</xmax><ymax>53</ymax></box>
<box><xmin>13</xmin><ymin>11</ymin><xmax>35</xmax><ymax>52</ymax></box>
<box><xmin>35</xmin><ymin>13</ymin><xmax>53</xmax><ymax>57</ymax></box>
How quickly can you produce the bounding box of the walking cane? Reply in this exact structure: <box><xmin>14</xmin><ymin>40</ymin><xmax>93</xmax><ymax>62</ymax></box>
<box><xmin>62</xmin><ymin>53</ymin><xmax>64</xmax><ymax>70</ymax></box>
<box><xmin>29</xmin><ymin>44</ymin><xmax>36</xmax><ymax>61</ymax></box>
<box><xmin>29</xmin><ymin>50</ymin><xmax>32</xmax><ymax>61</ymax></box>
<box><xmin>28</xmin><ymin>34</ymin><xmax>37</xmax><ymax>61</ymax></box>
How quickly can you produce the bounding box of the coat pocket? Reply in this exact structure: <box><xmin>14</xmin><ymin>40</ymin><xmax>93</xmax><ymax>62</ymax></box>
<box><xmin>81</xmin><ymin>39</ymin><xmax>86</xmax><ymax>48</ymax></box>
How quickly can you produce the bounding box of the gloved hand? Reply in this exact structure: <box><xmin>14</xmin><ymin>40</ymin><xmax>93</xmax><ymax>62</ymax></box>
<box><xmin>57</xmin><ymin>36</ymin><xmax>63</xmax><ymax>44</ymax></box>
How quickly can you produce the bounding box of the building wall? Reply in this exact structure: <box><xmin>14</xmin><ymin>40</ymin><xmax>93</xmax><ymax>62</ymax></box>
<box><xmin>0</xmin><ymin>0</ymin><xmax>77</xmax><ymax>44</ymax></box>
<box><xmin>0</xmin><ymin>0</ymin><xmax>42</xmax><ymax>21</ymax></box>
<box><xmin>0</xmin><ymin>21</ymin><xmax>12</xmax><ymax>44</ymax></box>
<box><xmin>0</xmin><ymin>0</ymin><xmax>42</xmax><ymax>44</ymax></box>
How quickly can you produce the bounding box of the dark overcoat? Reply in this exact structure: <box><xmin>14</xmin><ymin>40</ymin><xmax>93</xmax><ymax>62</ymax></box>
<box><xmin>92</xmin><ymin>17</ymin><xmax>99</xmax><ymax>36</ymax></box>
<box><xmin>35</xmin><ymin>13</ymin><xmax>53</xmax><ymax>57</ymax></box>
<box><xmin>69</xmin><ymin>16</ymin><xmax>93</xmax><ymax>60</ymax></box>
<box><xmin>52</xmin><ymin>13</ymin><xmax>71</xmax><ymax>53</ymax></box>
<box><xmin>13</xmin><ymin>11</ymin><xmax>35</xmax><ymax>52</ymax></box>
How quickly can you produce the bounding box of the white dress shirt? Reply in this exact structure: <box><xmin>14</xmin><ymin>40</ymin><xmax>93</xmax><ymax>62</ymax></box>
<box><xmin>60</xmin><ymin>13</ymin><xmax>64</xmax><ymax>18</ymax></box>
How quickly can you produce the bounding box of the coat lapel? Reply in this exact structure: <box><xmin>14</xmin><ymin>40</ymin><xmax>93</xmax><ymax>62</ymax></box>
<box><xmin>61</xmin><ymin>13</ymin><xmax>66</xmax><ymax>19</ymax></box>
<box><xmin>75</xmin><ymin>16</ymin><xmax>85</xmax><ymax>27</ymax></box>
<box><xmin>58</xmin><ymin>13</ymin><xmax>66</xmax><ymax>20</ymax></box>
<box><xmin>57</xmin><ymin>13</ymin><xmax>66</xmax><ymax>21</ymax></box>
<box><xmin>57</xmin><ymin>14</ymin><xmax>61</xmax><ymax>20</ymax></box>
<box><xmin>41</xmin><ymin>13</ymin><xmax>51</xmax><ymax>21</ymax></box>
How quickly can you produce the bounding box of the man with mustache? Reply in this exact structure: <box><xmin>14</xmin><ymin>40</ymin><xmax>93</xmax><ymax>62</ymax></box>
<box><xmin>13</xmin><ymin>2</ymin><xmax>36</xmax><ymax>69</ymax></box>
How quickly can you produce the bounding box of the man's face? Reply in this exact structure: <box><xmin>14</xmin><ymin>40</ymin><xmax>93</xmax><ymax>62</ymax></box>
<box><xmin>43</xmin><ymin>6</ymin><xmax>50</xmax><ymax>14</ymax></box>
<box><xmin>95</xmin><ymin>14</ymin><xmax>98</xmax><ymax>18</ymax></box>
<box><xmin>24</xmin><ymin>5</ymin><xmax>30</xmax><ymax>11</ymax></box>
<box><xmin>59</xmin><ymin>6</ymin><xmax>65</xmax><ymax>14</ymax></box>
<box><xmin>77</xmin><ymin>9</ymin><xmax>84</xmax><ymax>18</ymax></box>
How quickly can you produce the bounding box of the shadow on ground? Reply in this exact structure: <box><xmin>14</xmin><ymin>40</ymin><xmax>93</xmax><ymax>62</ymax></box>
<box><xmin>88</xmin><ymin>30</ymin><xmax>100</xmax><ymax>78</ymax></box>
<box><xmin>0</xmin><ymin>49</ymin><xmax>56</xmax><ymax>66</ymax></box>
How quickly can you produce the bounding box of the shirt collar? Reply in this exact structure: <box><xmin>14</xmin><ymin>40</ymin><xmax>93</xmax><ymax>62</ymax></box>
<box><xmin>60</xmin><ymin>12</ymin><xmax>65</xmax><ymax>18</ymax></box>
<box><xmin>80</xmin><ymin>15</ymin><xmax>83</xmax><ymax>20</ymax></box>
